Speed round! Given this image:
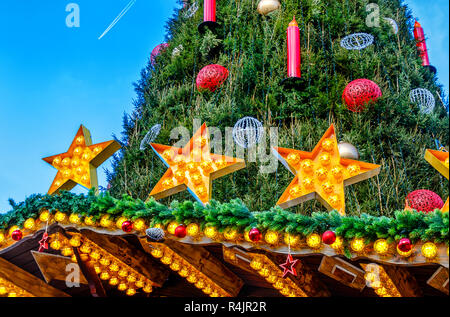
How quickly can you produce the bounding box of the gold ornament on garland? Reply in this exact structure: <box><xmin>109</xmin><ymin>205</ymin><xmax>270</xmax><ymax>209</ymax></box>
<box><xmin>257</xmin><ymin>0</ymin><xmax>281</xmax><ymax>16</ymax></box>
<box><xmin>148</xmin><ymin>123</ymin><xmax>246</xmax><ymax>206</ymax></box>
<box><xmin>424</xmin><ymin>149</ymin><xmax>449</xmax><ymax>212</ymax></box>
<box><xmin>272</xmin><ymin>124</ymin><xmax>380</xmax><ymax>215</ymax></box>
<box><xmin>42</xmin><ymin>125</ymin><xmax>121</xmax><ymax>195</ymax></box>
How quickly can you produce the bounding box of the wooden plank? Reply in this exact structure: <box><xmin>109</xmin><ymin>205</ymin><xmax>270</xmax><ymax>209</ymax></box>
<box><xmin>427</xmin><ymin>267</ymin><xmax>449</xmax><ymax>295</ymax></box>
<box><xmin>31</xmin><ymin>251</ymin><xmax>88</xmax><ymax>285</ymax></box>
<box><xmin>81</xmin><ymin>230</ymin><xmax>169</xmax><ymax>287</ymax></box>
<box><xmin>0</xmin><ymin>256</ymin><xmax>70</xmax><ymax>297</ymax></box>
<box><xmin>379</xmin><ymin>264</ymin><xmax>423</xmax><ymax>297</ymax></box>
<box><xmin>141</xmin><ymin>239</ymin><xmax>244</xmax><ymax>297</ymax></box>
<box><xmin>318</xmin><ymin>256</ymin><xmax>366</xmax><ymax>291</ymax></box>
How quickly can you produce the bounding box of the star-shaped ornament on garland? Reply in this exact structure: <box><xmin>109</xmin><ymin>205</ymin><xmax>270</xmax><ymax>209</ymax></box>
<box><xmin>272</xmin><ymin>124</ymin><xmax>381</xmax><ymax>215</ymax></box>
<box><xmin>279</xmin><ymin>254</ymin><xmax>299</xmax><ymax>278</ymax></box>
<box><xmin>43</xmin><ymin>125</ymin><xmax>121</xmax><ymax>195</ymax></box>
<box><xmin>148</xmin><ymin>123</ymin><xmax>246</xmax><ymax>205</ymax></box>
<box><xmin>38</xmin><ymin>232</ymin><xmax>49</xmax><ymax>253</ymax></box>
<box><xmin>425</xmin><ymin>149</ymin><xmax>449</xmax><ymax>212</ymax></box>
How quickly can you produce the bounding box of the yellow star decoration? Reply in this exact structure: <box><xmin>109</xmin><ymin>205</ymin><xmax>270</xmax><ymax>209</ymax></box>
<box><xmin>272</xmin><ymin>124</ymin><xmax>381</xmax><ymax>215</ymax></box>
<box><xmin>148</xmin><ymin>123</ymin><xmax>246</xmax><ymax>206</ymax></box>
<box><xmin>424</xmin><ymin>149</ymin><xmax>449</xmax><ymax>212</ymax></box>
<box><xmin>43</xmin><ymin>125</ymin><xmax>121</xmax><ymax>195</ymax></box>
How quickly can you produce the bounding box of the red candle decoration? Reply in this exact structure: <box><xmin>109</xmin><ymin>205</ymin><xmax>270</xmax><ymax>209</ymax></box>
<box><xmin>413</xmin><ymin>21</ymin><xmax>436</xmax><ymax>73</ymax></box>
<box><xmin>204</xmin><ymin>0</ymin><xmax>216</xmax><ymax>22</ymax></box>
<box><xmin>287</xmin><ymin>16</ymin><xmax>301</xmax><ymax>79</ymax></box>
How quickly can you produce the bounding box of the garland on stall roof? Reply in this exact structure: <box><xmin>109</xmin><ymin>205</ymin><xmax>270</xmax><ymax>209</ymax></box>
<box><xmin>0</xmin><ymin>190</ymin><xmax>448</xmax><ymax>245</ymax></box>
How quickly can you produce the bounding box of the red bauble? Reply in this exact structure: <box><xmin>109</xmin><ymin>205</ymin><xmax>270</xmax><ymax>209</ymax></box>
<box><xmin>322</xmin><ymin>231</ymin><xmax>336</xmax><ymax>245</ymax></box>
<box><xmin>406</xmin><ymin>189</ymin><xmax>444</xmax><ymax>213</ymax></box>
<box><xmin>397</xmin><ymin>238</ymin><xmax>412</xmax><ymax>253</ymax></box>
<box><xmin>342</xmin><ymin>79</ymin><xmax>382</xmax><ymax>112</ymax></box>
<box><xmin>248</xmin><ymin>228</ymin><xmax>262</xmax><ymax>242</ymax></box>
<box><xmin>11</xmin><ymin>230</ymin><xmax>23</xmax><ymax>241</ymax></box>
<box><xmin>151</xmin><ymin>43</ymin><xmax>169</xmax><ymax>66</ymax></box>
<box><xmin>196</xmin><ymin>64</ymin><xmax>229</xmax><ymax>92</ymax></box>
<box><xmin>174</xmin><ymin>225</ymin><xmax>187</xmax><ymax>238</ymax></box>
<box><xmin>121</xmin><ymin>221</ymin><xmax>133</xmax><ymax>233</ymax></box>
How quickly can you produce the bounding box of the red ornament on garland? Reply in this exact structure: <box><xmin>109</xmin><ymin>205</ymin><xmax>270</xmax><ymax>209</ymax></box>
<box><xmin>174</xmin><ymin>225</ymin><xmax>187</xmax><ymax>238</ymax></box>
<box><xmin>322</xmin><ymin>231</ymin><xmax>336</xmax><ymax>245</ymax></box>
<box><xmin>342</xmin><ymin>79</ymin><xmax>382</xmax><ymax>112</ymax></box>
<box><xmin>405</xmin><ymin>189</ymin><xmax>444</xmax><ymax>213</ymax></box>
<box><xmin>11</xmin><ymin>230</ymin><xmax>23</xmax><ymax>241</ymax></box>
<box><xmin>151</xmin><ymin>43</ymin><xmax>169</xmax><ymax>66</ymax></box>
<box><xmin>248</xmin><ymin>228</ymin><xmax>262</xmax><ymax>242</ymax></box>
<box><xmin>121</xmin><ymin>221</ymin><xmax>133</xmax><ymax>233</ymax></box>
<box><xmin>196</xmin><ymin>64</ymin><xmax>229</xmax><ymax>92</ymax></box>
<box><xmin>397</xmin><ymin>238</ymin><xmax>412</xmax><ymax>253</ymax></box>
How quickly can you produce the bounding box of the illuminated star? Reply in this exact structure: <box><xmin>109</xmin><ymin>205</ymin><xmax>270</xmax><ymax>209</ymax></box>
<box><xmin>272</xmin><ymin>124</ymin><xmax>381</xmax><ymax>215</ymax></box>
<box><xmin>425</xmin><ymin>149</ymin><xmax>449</xmax><ymax>212</ymax></box>
<box><xmin>279</xmin><ymin>254</ymin><xmax>298</xmax><ymax>278</ymax></box>
<box><xmin>148</xmin><ymin>123</ymin><xmax>246</xmax><ymax>206</ymax></box>
<box><xmin>43</xmin><ymin>125</ymin><xmax>121</xmax><ymax>195</ymax></box>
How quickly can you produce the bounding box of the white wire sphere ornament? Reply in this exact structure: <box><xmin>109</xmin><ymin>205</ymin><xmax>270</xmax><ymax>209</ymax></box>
<box><xmin>184</xmin><ymin>1</ymin><xmax>198</xmax><ymax>18</ymax></box>
<box><xmin>340</xmin><ymin>33</ymin><xmax>374</xmax><ymax>50</ymax></box>
<box><xmin>232</xmin><ymin>117</ymin><xmax>264</xmax><ymax>149</ymax></box>
<box><xmin>383</xmin><ymin>17</ymin><xmax>398</xmax><ymax>35</ymax></box>
<box><xmin>172</xmin><ymin>44</ymin><xmax>183</xmax><ymax>57</ymax></box>
<box><xmin>409</xmin><ymin>88</ymin><xmax>435</xmax><ymax>114</ymax></box>
<box><xmin>140</xmin><ymin>124</ymin><xmax>162</xmax><ymax>151</ymax></box>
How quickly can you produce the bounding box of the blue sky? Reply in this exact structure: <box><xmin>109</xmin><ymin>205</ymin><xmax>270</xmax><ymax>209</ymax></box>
<box><xmin>0</xmin><ymin>0</ymin><xmax>448</xmax><ymax>213</ymax></box>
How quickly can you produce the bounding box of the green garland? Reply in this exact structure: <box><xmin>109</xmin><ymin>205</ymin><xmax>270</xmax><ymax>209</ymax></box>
<box><xmin>1</xmin><ymin>190</ymin><xmax>448</xmax><ymax>245</ymax></box>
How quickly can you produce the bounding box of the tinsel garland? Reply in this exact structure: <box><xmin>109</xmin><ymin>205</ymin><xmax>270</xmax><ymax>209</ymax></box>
<box><xmin>0</xmin><ymin>190</ymin><xmax>448</xmax><ymax>245</ymax></box>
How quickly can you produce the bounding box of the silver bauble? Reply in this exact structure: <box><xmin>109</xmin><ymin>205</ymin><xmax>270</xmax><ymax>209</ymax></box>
<box><xmin>338</xmin><ymin>142</ymin><xmax>360</xmax><ymax>160</ymax></box>
<box><xmin>257</xmin><ymin>0</ymin><xmax>281</xmax><ymax>16</ymax></box>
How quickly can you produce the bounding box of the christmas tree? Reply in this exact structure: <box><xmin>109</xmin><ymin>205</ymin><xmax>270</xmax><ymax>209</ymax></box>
<box><xmin>107</xmin><ymin>0</ymin><xmax>448</xmax><ymax>217</ymax></box>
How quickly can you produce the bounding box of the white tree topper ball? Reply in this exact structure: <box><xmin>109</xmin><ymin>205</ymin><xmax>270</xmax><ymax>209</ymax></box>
<box><xmin>340</xmin><ymin>33</ymin><xmax>374</xmax><ymax>50</ymax></box>
<box><xmin>409</xmin><ymin>88</ymin><xmax>435</xmax><ymax>114</ymax></box>
<box><xmin>233</xmin><ymin>117</ymin><xmax>264</xmax><ymax>149</ymax></box>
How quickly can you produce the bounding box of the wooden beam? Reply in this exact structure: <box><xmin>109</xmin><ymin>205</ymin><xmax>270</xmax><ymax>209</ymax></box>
<box><xmin>318</xmin><ymin>256</ymin><xmax>366</xmax><ymax>291</ymax></box>
<box><xmin>141</xmin><ymin>238</ymin><xmax>243</xmax><ymax>297</ymax></box>
<box><xmin>31</xmin><ymin>251</ymin><xmax>88</xmax><ymax>284</ymax></box>
<box><xmin>427</xmin><ymin>267</ymin><xmax>449</xmax><ymax>295</ymax></box>
<box><xmin>223</xmin><ymin>246</ymin><xmax>330</xmax><ymax>297</ymax></box>
<box><xmin>80</xmin><ymin>230</ymin><xmax>169</xmax><ymax>287</ymax></box>
<box><xmin>0</xmin><ymin>256</ymin><xmax>70</xmax><ymax>297</ymax></box>
<box><xmin>381</xmin><ymin>264</ymin><xmax>423</xmax><ymax>297</ymax></box>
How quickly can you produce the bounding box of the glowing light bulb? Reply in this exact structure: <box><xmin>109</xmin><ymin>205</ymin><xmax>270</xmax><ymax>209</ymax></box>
<box><xmin>421</xmin><ymin>242</ymin><xmax>438</xmax><ymax>259</ymax></box>
<box><xmin>286</xmin><ymin>153</ymin><xmax>301</xmax><ymax>166</ymax></box>
<box><xmin>284</xmin><ymin>234</ymin><xmax>299</xmax><ymax>247</ymax></box>
<box><xmin>322</xmin><ymin>138</ymin><xmax>334</xmax><ymax>152</ymax></box>
<box><xmin>99</xmin><ymin>257</ymin><xmax>111</xmax><ymax>266</ymax></box>
<box><xmin>174</xmin><ymin>155</ymin><xmax>186</xmax><ymax>168</ymax></box>
<box><xmin>118</xmin><ymin>269</ymin><xmax>129</xmax><ymax>278</ymax></box>
<box><xmin>162</xmin><ymin>149</ymin><xmax>175</xmax><ymax>162</ymax></box>
<box><xmin>321</xmin><ymin>181</ymin><xmax>334</xmax><ymax>194</ymax></box>
<box><xmin>200</xmin><ymin>161</ymin><xmax>213</xmax><ymax>174</ymax></box>
<box><xmin>347</xmin><ymin>164</ymin><xmax>361</xmax><ymax>176</ymax></box>
<box><xmin>133</xmin><ymin>219</ymin><xmax>146</xmax><ymax>231</ymax></box>
<box><xmin>289</xmin><ymin>185</ymin><xmax>302</xmax><ymax>198</ymax></box>
<box><xmin>214</xmin><ymin>159</ymin><xmax>227</xmax><ymax>169</ymax></box>
<box><xmin>196</xmin><ymin>185</ymin><xmax>208</xmax><ymax>198</ymax></box>
<box><xmin>190</xmin><ymin>172</ymin><xmax>203</xmax><ymax>186</ymax></box>
<box><xmin>62</xmin><ymin>168</ymin><xmax>72</xmax><ymax>179</ymax></box>
<box><xmin>319</xmin><ymin>153</ymin><xmax>331</xmax><ymax>166</ymax></box>
<box><xmin>143</xmin><ymin>284</ymin><xmax>153</xmax><ymax>293</ymax></box>
<box><xmin>250</xmin><ymin>259</ymin><xmax>263</xmax><ymax>271</ymax></box>
<box><xmin>126</xmin><ymin>288</ymin><xmax>136</xmax><ymax>296</ymax></box>
<box><xmin>266</xmin><ymin>274</ymin><xmax>278</xmax><ymax>284</ymax></box>
<box><xmin>174</xmin><ymin>169</ymin><xmax>186</xmax><ymax>183</ymax></box>
<box><xmin>224</xmin><ymin>228</ymin><xmax>238</xmax><ymax>240</ymax></box>
<box><xmin>187</xmin><ymin>273</ymin><xmax>198</xmax><ymax>284</ymax></box>
<box><xmin>52</xmin><ymin>156</ymin><xmax>62</xmax><ymax>167</ymax></box>
<box><xmin>54</xmin><ymin>211</ymin><xmax>67</xmax><ymax>223</ymax></box>
<box><xmin>90</xmin><ymin>250</ymin><xmax>101</xmax><ymax>261</ymax></box>
<box><xmin>374</xmin><ymin>239</ymin><xmax>389</xmax><ymax>255</ymax></box>
<box><xmin>115</xmin><ymin>216</ymin><xmax>127</xmax><ymax>229</ymax></box>
<box><xmin>69</xmin><ymin>213</ymin><xmax>81</xmax><ymax>224</ymax></box>
<box><xmin>24</xmin><ymin>218</ymin><xmax>36</xmax><ymax>230</ymax></box>
<box><xmin>306</xmin><ymin>233</ymin><xmax>321</xmax><ymax>249</ymax></box>
<box><xmin>135</xmin><ymin>279</ymin><xmax>145</xmax><ymax>288</ymax></box>
<box><xmin>81</xmin><ymin>151</ymin><xmax>91</xmax><ymax>162</ymax></box>
<box><xmin>50</xmin><ymin>240</ymin><xmax>62</xmax><ymax>250</ymax></box>
<box><xmin>73</xmin><ymin>146</ymin><xmax>83</xmax><ymax>157</ymax></box>
<box><xmin>167</xmin><ymin>221</ymin><xmax>179</xmax><ymax>235</ymax></box>
<box><xmin>109</xmin><ymin>262</ymin><xmax>120</xmax><ymax>272</ymax></box>
<box><xmin>315</xmin><ymin>167</ymin><xmax>328</xmax><ymax>181</ymax></box>
<box><xmin>302</xmin><ymin>177</ymin><xmax>314</xmax><ymax>189</ymax></box>
<box><xmin>258</xmin><ymin>268</ymin><xmax>270</xmax><ymax>278</ymax></box>
<box><xmin>0</xmin><ymin>232</ymin><xmax>5</xmax><ymax>245</ymax></box>
<box><xmin>75</xmin><ymin>136</ymin><xmax>85</xmax><ymax>145</ymax></box>
<box><xmin>109</xmin><ymin>277</ymin><xmax>119</xmax><ymax>286</ymax></box>
<box><xmin>61</xmin><ymin>247</ymin><xmax>73</xmax><ymax>257</ymax></box>
<box><xmin>301</xmin><ymin>159</ymin><xmax>314</xmax><ymax>173</ymax></box>
<box><xmin>61</xmin><ymin>157</ymin><xmax>71</xmax><ymax>168</ymax></box>
<box><xmin>331</xmin><ymin>166</ymin><xmax>344</xmax><ymax>181</ymax></box>
<box><xmin>350</xmin><ymin>238</ymin><xmax>365</xmax><ymax>253</ymax></box>
<box><xmin>265</xmin><ymin>231</ymin><xmax>279</xmax><ymax>245</ymax></box>
<box><xmin>204</xmin><ymin>227</ymin><xmax>218</xmax><ymax>239</ymax></box>
<box><xmin>39</xmin><ymin>210</ymin><xmax>51</xmax><ymax>222</ymax></box>
<box><xmin>162</xmin><ymin>178</ymin><xmax>174</xmax><ymax>189</ymax></box>
<box><xmin>328</xmin><ymin>194</ymin><xmax>341</xmax><ymax>208</ymax></box>
<box><xmin>170</xmin><ymin>261</ymin><xmax>181</xmax><ymax>271</ymax></box>
<box><xmin>118</xmin><ymin>283</ymin><xmax>128</xmax><ymax>292</ymax></box>
<box><xmin>186</xmin><ymin>223</ymin><xmax>200</xmax><ymax>237</ymax></box>
<box><xmin>79</xmin><ymin>243</ymin><xmax>91</xmax><ymax>254</ymax></box>
<box><xmin>100</xmin><ymin>272</ymin><xmax>111</xmax><ymax>280</ymax></box>
<box><xmin>100</xmin><ymin>215</ymin><xmax>113</xmax><ymax>228</ymax></box>
<box><xmin>84</xmin><ymin>216</ymin><xmax>96</xmax><ymax>226</ymax></box>
<box><xmin>330</xmin><ymin>236</ymin><xmax>343</xmax><ymax>250</ymax></box>
<box><xmin>92</xmin><ymin>146</ymin><xmax>102</xmax><ymax>155</ymax></box>
<box><xmin>178</xmin><ymin>267</ymin><xmax>190</xmax><ymax>278</ymax></box>
<box><xmin>151</xmin><ymin>248</ymin><xmax>163</xmax><ymax>258</ymax></box>
<box><xmin>161</xmin><ymin>255</ymin><xmax>173</xmax><ymax>265</ymax></box>
<box><xmin>69</xmin><ymin>237</ymin><xmax>81</xmax><ymax>247</ymax></box>
<box><xmin>444</xmin><ymin>157</ymin><xmax>449</xmax><ymax>168</ymax></box>
<box><xmin>195</xmin><ymin>280</ymin><xmax>206</xmax><ymax>289</ymax></box>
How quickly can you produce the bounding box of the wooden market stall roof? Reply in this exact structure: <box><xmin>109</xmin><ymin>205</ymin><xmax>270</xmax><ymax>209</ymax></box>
<box><xmin>0</xmin><ymin>226</ymin><xmax>447</xmax><ymax>297</ymax></box>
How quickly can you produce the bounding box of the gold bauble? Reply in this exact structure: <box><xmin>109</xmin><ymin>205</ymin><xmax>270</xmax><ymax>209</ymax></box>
<box><xmin>257</xmin><ymin>0</ymin><xmax>281</xmax><ymax>16</ymax></box>
<box><xmin>338</xmin><ymin>142</ymin><xmax>360</xmax><ymax>160</ymax></box>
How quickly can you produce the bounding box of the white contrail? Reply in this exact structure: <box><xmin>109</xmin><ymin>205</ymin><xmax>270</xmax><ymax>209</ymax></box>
<box><xmin>98</xmin><ymin>0</ymin><xmax>137</xmax><ymax>40</ymax></box>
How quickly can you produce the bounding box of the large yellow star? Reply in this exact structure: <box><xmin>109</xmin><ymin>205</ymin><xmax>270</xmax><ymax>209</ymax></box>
<box><xmin>272</xmin><ymin>124</ymin><xmax>381</xmax><ymax>215</ymax></box>
<box><xmin>148</xmin><ymin>123</ymin><xmax>246</xmax><ymax>205</ymax></box>
<box><xmin>425</xmin><ymin>149</ymin><xmax>449</xmax><ymax>212</ymax></box>
<box><xmin>43</xmin><ymin>125</ymin><xmax>121</xmax><ymax>195</ymax></box>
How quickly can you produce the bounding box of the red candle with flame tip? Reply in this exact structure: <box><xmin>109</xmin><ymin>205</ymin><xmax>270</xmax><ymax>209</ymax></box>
<box><xmin>413</xmin><ymin>21</ymin><xmax>430</xmax><ymax>67</ymax></box>
<box><xmin>287</xmin><ymin>16</ymin><xmax>301</xmax><ymax>78</ymax></box>
<box><xmin>204</xmin><ymin>0</ymin><xmax>216</xmax><ymax>22</ymax></box>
